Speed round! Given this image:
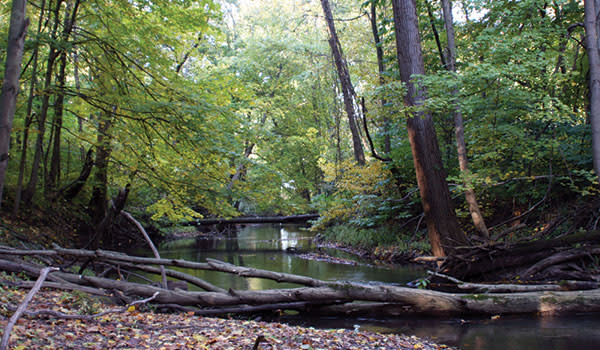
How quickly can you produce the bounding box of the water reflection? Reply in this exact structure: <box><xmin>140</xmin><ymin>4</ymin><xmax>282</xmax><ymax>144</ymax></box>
<box><xmin>153</xmin><ymin>224</ymin><xmax>424</xmax><ymax>290</ymax></box>
<box><xmin>140</xmin><ymin>223</ymin><xmax>600</xmax><ymax>350</ymax></box>
<box><xmin>282</xmin><ymin>314</ymin><xmax>600</xmax><ymax>350</ymax></box>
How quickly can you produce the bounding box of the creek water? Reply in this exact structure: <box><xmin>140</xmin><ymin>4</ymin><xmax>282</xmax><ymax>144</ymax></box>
<box><xmin>145</xmin><ymin>223</ymin><xmax>600</xmax><ymax>350</ymax></box>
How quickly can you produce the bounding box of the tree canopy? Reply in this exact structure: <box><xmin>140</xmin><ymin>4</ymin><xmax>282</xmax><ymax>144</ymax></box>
<box><xmin>0</xmin><ymin>0</ymin><xmax>596</xmax><ymax>253</ymax></box>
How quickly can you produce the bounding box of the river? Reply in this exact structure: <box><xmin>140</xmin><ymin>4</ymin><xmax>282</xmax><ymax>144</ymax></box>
<box><xmin>144</xmin><ymin>223</ymin><xmax>600</xmax><ymax>350</ymax></box>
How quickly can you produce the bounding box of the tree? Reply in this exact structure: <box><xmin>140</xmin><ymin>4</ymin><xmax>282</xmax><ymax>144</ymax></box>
<box><xmin>22</xmin><ymin>0</ymin><xmax>66</xmax><ymax>204</ymax></box>
<box><xmin>368</xmin><ymin>0</ymin><xmax>390</xmax><ymax>155</ymax></box>
<box><xmin>0</xmin><ymin>0</ymin><xmax>29</xmax><ymax>207</ymax></box>
<box><xmin>391</xmin><ymin>0</ymin><xmax>467</xmax><ymax>256</ymax></box>
<box><xmin>441</xmin><ymin>0</ymin><xmax>489</xmax><ymax>239</ymax></box>
<box><xmin>584</xmin><ymin>0</ymin><xmax>600</xmax><ymax>182</ymax></box>
<box><xmin>320</xmin><ymin>0</ymin><xmax>366</xmax><ymax>166</ymax></box>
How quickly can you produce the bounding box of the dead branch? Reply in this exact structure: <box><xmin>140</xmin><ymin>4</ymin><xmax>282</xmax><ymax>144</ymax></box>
<box><xmin>522</xmin><ymin>247</ymin><xmax>600</xmax><ymax>278</ymax></box>
<box><xmin>121</xmin><ymin>210</ymin><xmax>167</xmax><ymax>289</ymax></box>
<box><xmin>1</xmin><ymin>267</ymin><xmax>58</xmax><ymax>350</ymax></box>
<box><xmin>427</xmin><ymin>271</ymin><xmax>580</xmax><ymax>292</ymax></box>
<box><xmin>104</xmin><ymin>260</ymin><xmax>226</xmax><ymax>293</ymax></box>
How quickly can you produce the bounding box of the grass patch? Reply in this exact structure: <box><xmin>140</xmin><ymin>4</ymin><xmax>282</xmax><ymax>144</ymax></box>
<box><xmin>320</xmin><ymin>223</ymin><xmax>431</xmax><ymax>252</ymax></box>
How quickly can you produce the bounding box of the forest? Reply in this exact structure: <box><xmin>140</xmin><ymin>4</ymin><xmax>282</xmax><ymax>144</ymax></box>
<box><xmin>1</xmin><ymin>0</ymin><xmax>600</xmax><ymax>349</ymax></box>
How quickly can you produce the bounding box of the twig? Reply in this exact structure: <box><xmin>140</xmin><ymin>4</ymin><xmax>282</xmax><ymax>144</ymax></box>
<box><xmin>414</xmin><ymin>213</ymin><xmax>425</xmax><ymax>235</ymax></box>
<box><xmin>491</xmin><ymin>224</ymin><xmax>526</xmax><ymax>241</ymax></box>
<box><xmin>1</xmin><ymin>267</ymin><xmax>58</xmax><ymax>350</ymax></box>
<box><xmin>489</xmin><ymin>174</ymin><xmax>553</xmax><ymax>231</ymax></box>
<box><xmin>253</xmin><ymin>335</ymin><xmax>266</xmax><ymax>350</ymax></box>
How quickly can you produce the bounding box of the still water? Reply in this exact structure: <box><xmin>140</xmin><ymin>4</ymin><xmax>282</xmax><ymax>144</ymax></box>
<box><xmin>148</xmin><ymin>223</ymin><xmax>600</xmax><ymax>350</ymax></box>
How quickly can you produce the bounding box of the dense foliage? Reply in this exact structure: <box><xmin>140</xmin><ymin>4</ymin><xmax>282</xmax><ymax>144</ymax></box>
<box><xmin>0</xmin><ymin>0</ymin><xmax>596</xmax><ymax>249</ymax></box>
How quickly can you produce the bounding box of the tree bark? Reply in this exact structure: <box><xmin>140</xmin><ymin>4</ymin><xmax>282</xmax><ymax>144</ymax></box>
<box><xmin>57</xmin><ymin>147</ymin><xmax>94</xmax><ymax>201</ymax></box>
<box><xmin>441</xmin><ymin>0</ymin><xmax>489</xmax><ymax>239</ymax></box>
<box><xmin>391</xmin><ymin>0</ymin><xmax>467</xmax><ymax>256</ymax></box>
<box><xmin>584</xmin><ymin>0</ymin><xmax>600</xmax><ymax>181</ymax></box>
<box><xmin>88</xmin><ymin>109</ymin><xmax>114</xmax><ymax>230</ymax></box>
<box><xmin>320</xmin><ymin>0</ymin><xmax>365</xmax><ymax>165</ymax></box>
<box><xmin>0</xmin><ymin>0</ymin><xmax>29</xmax><ymax>207</ymax></box>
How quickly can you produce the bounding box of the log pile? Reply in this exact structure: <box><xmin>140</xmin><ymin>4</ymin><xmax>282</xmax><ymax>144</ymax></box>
<box><xmin>442</xmin><ymin>231</ymin><xmax>600</xmax><ymax>282</ymax></box>
<box><xmin>2</xmin><ymin>245</ymin><xmax>600</xmax><ymax>317</ymax></box>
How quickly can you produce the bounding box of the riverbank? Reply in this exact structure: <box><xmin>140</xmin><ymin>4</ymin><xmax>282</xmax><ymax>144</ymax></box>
<box><xmin>0</xmin><ymin>288</ymin><xmax>453</xmax><ymax>350</ymax></box>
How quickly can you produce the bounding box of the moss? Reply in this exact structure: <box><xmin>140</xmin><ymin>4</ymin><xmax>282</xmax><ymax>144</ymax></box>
<box><xmin>461</xmin><ymin>294</ymin><xmax>491</xmax><ymax>300</ymax></box>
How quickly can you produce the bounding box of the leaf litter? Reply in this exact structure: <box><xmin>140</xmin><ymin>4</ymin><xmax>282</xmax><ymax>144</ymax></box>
<box><xmin>0</xmin><ymin>289</ymin><xmax>453</xmax><ymax>349</ymax></box>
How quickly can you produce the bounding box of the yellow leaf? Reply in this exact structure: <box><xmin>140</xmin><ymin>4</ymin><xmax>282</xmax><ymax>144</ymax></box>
<box><xmin>127</xmin><ymin>305</ymin><xmax>136</xmax><ymax>312</ymax></box>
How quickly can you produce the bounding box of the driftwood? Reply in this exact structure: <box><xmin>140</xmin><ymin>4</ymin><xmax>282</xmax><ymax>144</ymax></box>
<box><xmin>2</xmin><ymin>246</ymin><xmax>600</xmax><ymax>317</ymax></box>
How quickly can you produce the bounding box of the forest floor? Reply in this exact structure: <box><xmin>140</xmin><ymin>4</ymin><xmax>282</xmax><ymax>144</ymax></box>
<box><xmin>0</xmin><ymin>288</ymin><xmax>453</xmax><ymax>350</ymax></box>
<box><xmin>0</xmin><ymin>210</ymin><xmax>453</xmax><ymax>350</ymax></box>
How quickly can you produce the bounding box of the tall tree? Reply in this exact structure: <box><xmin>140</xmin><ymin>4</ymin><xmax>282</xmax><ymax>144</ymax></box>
<box><xmin>14</xmin><ymin>0</ymin><xmax>46</xmax><ymax>214</ymax></box>
<box><xmin>441</xmin><ymin>0</ymin><xmax>489</xmax><ymax>239</ymax></box>
<box><xmin>585</xmin><ymin>0</ymin><xmax>600</xmax><ymax>181</ymax></box>
<box><xmin>0</xmin><ymin>0</ymin><xmax>29</xmax><ymax>207</ymax></box>
<box><xmin>22</xmin><ymin>0</ymin><xmax>64</xmax><ymax>204</ymax></box>
<box><xmin>391</xmin><ymin>0</ymin><xmax>467</xmax><ymax>256</ymax></box>
<box><xmin>369</xmin><ymin>0</ymin><xmax>391</xmax><ymax>155</ymax></box>
<box><xmin>47</xmin><ymin>0</ymin><xmax>80</xmax><ymax>194</ymax></box>
<box><xmin>320</xmin><ymin>0</ymin><xmax>366</xmax><ymax>165</ymax></box>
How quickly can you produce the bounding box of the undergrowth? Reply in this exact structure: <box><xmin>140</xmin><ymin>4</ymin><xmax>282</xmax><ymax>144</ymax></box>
<box><xmin>319</xmin><ymin>223</ymin><xmax>431</xmax><ymax>252</ymax></box>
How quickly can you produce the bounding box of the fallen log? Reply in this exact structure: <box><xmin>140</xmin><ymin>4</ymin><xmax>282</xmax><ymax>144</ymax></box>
<box><xmin>445</xmin><ymin>231</ymin><xmax>600</xmax><ymax>280</ymax></box>
<box><xmin>427</xmin><ymin>271</ymin><xmax>599</xmax><ymax>292</ymax></box>
<box><xmin>3</xmin><ymin>247</ymin><xmax>600</xmax><ymax>317</ymax></box>
<box><xmin>185</xmin><ymin>214</ymin><xmax>319</xmax><ymax>226</ymax></box>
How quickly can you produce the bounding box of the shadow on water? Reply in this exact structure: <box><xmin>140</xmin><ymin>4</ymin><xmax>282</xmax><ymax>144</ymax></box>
<box><xmin>152</xmin><ymin>223</ymin><xmax>424</xmax><ymax>290</ymax></box>
<box><xmin>139</xmin><ymin>223</ymin><xmax>600</xmax><ymax>350</ymax></box>
<box><xmin>278</xmin><ymin>313</ymin><xmax>600</xmax><ymax>350</ymax></box>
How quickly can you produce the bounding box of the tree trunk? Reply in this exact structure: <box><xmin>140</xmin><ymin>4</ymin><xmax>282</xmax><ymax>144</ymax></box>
<box><xmin>441</xmin><ymin>0</ymin><xmax>489</xmax><ymax>239</ymax></box>
<box><xmin>0</xmin><ymin>0</ymin><xmax>29</xmax><ymax>207</ymax></box>
<box><xmin>47</xmin><ymin>51</ymin><xmax>68</xmax><ymax>193</ymax></box>
<box><xmin>23</xmin><ymin>0</ymin><xmax>63</xmax><ymax>204</ymax></box>
<box><xmin>320</xmin><ymin>0</ymin><xmax>365</xmax><ymax>165</ymax></box>
<box><xmin>584</xmin><ymin>0</ymin><xmax>600</xmax><ymax>181</ymax></box>
<box><xmin>88</xmin><ymin>109</ymin><xmax>114</xmax><ymax>229</ymax></box>
<box><xmin>369</xmin><ymin>2</ymin><xmax>390</xmax><ymax>155</ymax></box>
<box><xmin>73</xmin><ymin>50</ymin><xmax>85</xmax><ymax>161</ymax></box>
<box><xmin>47</xmin><ymin>0</ymin><xmax>79</xmax><ymax>195</ymax></box>
<box><xmin>14</xmin><ymin>0</ymin><xmax>46</xmax><ymax>214</ymax></box>
<box><xmin>425</xmin><ymin>0</ymin><xmax>447</xmax><ymax>69</ymax></box>
<box><xmin>55</xmin><ymin>147</ymin><xmax>93</xmax><ymax>201</ymax></box>
<box><xmin>391</xmin><ymin>0</ymin><xmax>467</xmax><ymax>256</ymax></box>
